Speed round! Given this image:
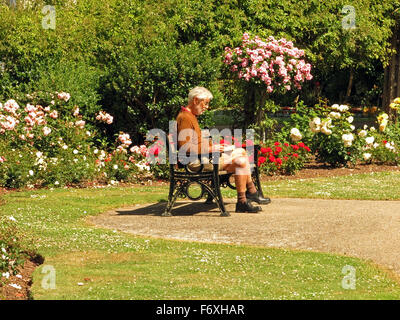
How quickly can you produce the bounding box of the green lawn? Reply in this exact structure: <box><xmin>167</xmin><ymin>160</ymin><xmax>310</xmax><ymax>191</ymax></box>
<box><xmin>224</xmin><ymin>171</ymin><xmax>400</xmax><ymax>200</ymax></box>
<box><xmin>1</xmin><ymin>171</ymin><xmax>400</xmax><ymax>299</ymax></box>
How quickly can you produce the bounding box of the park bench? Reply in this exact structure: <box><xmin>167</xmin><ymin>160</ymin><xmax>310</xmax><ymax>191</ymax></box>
<box><xmin>162</xmin><ymin>132</ymin><xmax>264</xmax><ymax>217</ymax></box>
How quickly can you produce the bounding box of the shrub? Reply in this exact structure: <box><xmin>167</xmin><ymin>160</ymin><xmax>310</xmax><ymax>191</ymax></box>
<box><xmin>358</xmin><ymin>118</ymin><xmax>400</xmax><ymax>165</ymax></box>
<box><xmin>0</xmin><ymin>93</ymin><xmax>169</xmax><ymax>189</ymax></box>
<box><xmin>275</xmin><ymin>100</ymin><xmax>321</xmax><ymax>146</ymax></box>
<box><xmin>101</xmin><ymin>41</ymin><xmax>222</xmax><ymax>144</ymax></box>
<box><xmin>0</xmin><ymin>215</ymin><xmax>36</xmax><ymax>280</ymax></box>
<box><xmin>0</xmin><ymin>94</ymin><xmax>100</xmax><ymax>188</ymax></box>
<box><xmin>257</xmin><ymin>141</ymin><xmax>311</xmax><ymax>175</ymax></box>
<box><xmin>307</xmin><ymin>104</ymin><xmax>364</xmax><ymax>167</ymax></box>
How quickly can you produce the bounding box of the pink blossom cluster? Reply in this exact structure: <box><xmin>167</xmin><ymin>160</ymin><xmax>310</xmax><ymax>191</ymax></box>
<box><xmin>75</xmin><ymin>120</ymin><xmax>86</xmax><ymax>129</ymax></box>
<box><xmin>130</xmin><ymin>145</ymin><xmax>147</xmax><ymax>157</ymax></box>
<box><xmin>24</xmin><ymin>104</ymin><xmax>47</xmax><ymax>127</ymax></box>
<box><xmin>224</xmin><ymin>33</ymin><xmax>313</xmax><ymax>92</ymax></box>
<box><xmin>2</xmin><ymin>99</ymin><xmax>20</xmax><ymax>116</ymax></box>
<box><xmin>96</xmin><ymin>111</ymin><xmax>113</xmax><ymax>124</ymax></box>
<box><xmin>0</xmin><ymin>114</ymin><xmax>19</xmax><ymax>132</ymax></box>
<box><xmin>57</xmin><ymin>92</ymin><xmax>71</xmax><ymax>102</ymax></box>
<box><xmin>0</xmin><ymin>100</ymin><xmax>21</xmax><ymax>132</ymax></box>
<box><xmin>0</xmin><ymin>96</ymin><xmax>73</xmax><ymax>140</ymax></box>
<box><xmin>118</xmin><ymin>133</ymin><xmax>132</xmax><ymax>148</ymax></box>
<box><xmin>73</xmin><ymin>106</ymin><xmax>80</xmax><ymax>117</ymax></box>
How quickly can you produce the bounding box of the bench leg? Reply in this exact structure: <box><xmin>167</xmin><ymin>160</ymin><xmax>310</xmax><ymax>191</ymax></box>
<box><xmin>162</xmin><ymin>181</ymin><xmax>184</xmax><ymax>217</ymax></box>
<box><xmin>252</xmin><ymin>168</ymin><xmax>265</xmax><ymax>198</ymax></box>
<box><xmin>204</xmin><ymin>192</ymin><xmax>214</xmax><ymax>204</ymax></box>
<box><xmin>215</xmin><ymin>185</ymin><xmax>230</xmax><ymax>217</ymax></box>
<box><xmin>201</xmin><ymin>183</ymin><xmax>230</xmax><ymax>217</ymax></box>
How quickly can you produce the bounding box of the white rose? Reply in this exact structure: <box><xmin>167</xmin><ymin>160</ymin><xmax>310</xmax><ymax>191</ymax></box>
<box><xmin>342</xmin><ymin>133</ymin><xmax>354</xmax><ymax>147</ymax></box>
<box><xmin>328</xmin><ymin>112</ymin><xmax>341</xmax><ymax>119</ymax></box>
<box><xmin>363</xmin><ymin>153</ymin><xmax>372</xmax><ymax>161</ymax></box>
<box><xmin>321</xmin><ymin>126</ymin><xmax>332</xmax><ymax>135</ymax></box>
<box><xmin>365</xmin><ymin>136</ymin><xmax>375</xmax><ymax>145</ymax></box>
<box><xmin>347</xmin><ymin>116</ymin><xmax>354</xmax><ymax>123</ymax></box>
<box><xmin>358</xmin><ymin>130</ymin><xmax>367</xmax><ymax>137</ymax></box>
<box><xmin>290</xmin><ymin>128</ymin><xmax>302</xmax><ymax>141</ymax></box>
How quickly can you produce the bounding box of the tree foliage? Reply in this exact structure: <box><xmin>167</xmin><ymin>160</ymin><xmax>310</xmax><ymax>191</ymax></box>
<box><xmin>0</xmin><ymin>0</ymin><xmax>398</xmax><ymax>143</ymax></box>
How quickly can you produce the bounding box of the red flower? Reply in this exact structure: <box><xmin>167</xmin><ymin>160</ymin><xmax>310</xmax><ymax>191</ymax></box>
<box><xmin>260</xmin><ymin>147</ymin><xmax>268</xmax><ymax>154</ymax></box>
<box><xmin>304</xmin><ymin>146</ymin><xmax>311</xmax><ymax>152</ymax></box>
<box><xmin>283</xmin><ymin>156</ymin><xmax>288</xmax><ymax>161</ymax></box>
<box><xmin>258</xmin><ymin>156</ymin><xmax>266</xmax><ymax>166</ymax></box>
<box><xmin>274</xmin><ymin>141</ymin><xmax>280</xmax><ymax>146</ymax></box>
<box><xmin>383</xmin><ymin>140</ymin><xmax>387</xmax><ymax>144</ymax></box>
<box><xmin>269</xmin><ymin>155</ymin><xmax>276</xmax><ymax>162</ymax></box>
<box><xmin>284</xmin><ymin>143</ymin><xmax>289</xmax><ymax>147</ymax></box>
<box><xmin>276</xmin><ymin>158</ymin><xmax>282</xmax><ymax>165</ymax></box>
<box><xmin>298</xmin><ymin>142</ymin><xmax>305</xmax><ymax>148</ymax></box>
<box><xmin>275</xmin><ymin>146</ymin><xmax>282</xmax><ymax>153</ymax></box>
<box><xmin>152</xmin><ymin>146</ymin><xmax>160</xmax><ymax>156</ymax></box>
<box><xmin>291</xmin><ymin>145</ymin><xmax>299</xmax><ymax>151</ymax></box>
<box><xmin>292</xmin><ymin>153</ymin><xmax>299</xmax><ymax>158</ymax></box>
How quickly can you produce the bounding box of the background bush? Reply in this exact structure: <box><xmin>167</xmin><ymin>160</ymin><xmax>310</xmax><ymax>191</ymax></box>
<box><xmin>0</xmin><ymin>0</ymin><xmax>398</xmax><ymax>145</ymax></box>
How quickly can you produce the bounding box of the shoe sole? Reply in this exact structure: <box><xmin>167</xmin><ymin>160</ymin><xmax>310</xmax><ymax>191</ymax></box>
<box><xmin>235</xmin><ymin>206</ymin><xmax>262</xmax><ymax>213</ymax></box>
<box><xmin>248</xmin><ymin>199</ymin><xmax>271</xmax><ymax>205</ymax></box>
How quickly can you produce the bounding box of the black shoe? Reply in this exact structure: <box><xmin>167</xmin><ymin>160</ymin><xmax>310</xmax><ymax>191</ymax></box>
<box><xmin>246</xmin><ymin>191</ymin><xmax>271</xmax><ymax>204</ymax></box>
<box><xmin>235</xmin><ymin>200</ymin><xmax>262</xmax><ymax>213</ymax></box>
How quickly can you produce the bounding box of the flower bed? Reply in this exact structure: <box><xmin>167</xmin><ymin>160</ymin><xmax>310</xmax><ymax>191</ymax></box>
<box><xmin>0</xmin><ymin>93</ymin><xmax>167</xmax><ymax>189</ymax></box>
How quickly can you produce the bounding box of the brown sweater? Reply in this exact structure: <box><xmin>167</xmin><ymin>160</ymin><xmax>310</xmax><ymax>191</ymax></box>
<box><xmin>176</xmin><ymin>109</ymin><xmax>210</xmax><ymax>154</ymax></box>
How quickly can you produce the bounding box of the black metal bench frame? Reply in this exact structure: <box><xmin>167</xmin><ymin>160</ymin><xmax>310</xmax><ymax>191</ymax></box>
<box><xmin>162</xmin><ymin>142</ymin><xmax>264</xmax><ymax>217</ymax></box>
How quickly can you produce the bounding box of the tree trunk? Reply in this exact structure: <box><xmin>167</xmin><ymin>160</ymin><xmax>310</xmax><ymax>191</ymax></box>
<box><xmin>345</xmin><ymin>69</ymin><xmax>354</xmax><ymax>103</ymax></box>
<box><xmin>383</xmin><ymin>23</ymin><xmax>399</xmax><ymax>117</ymax></box>
<box><xmin>255</xmin><ymin>88</ymin><xmax>268</xmax><ymax>142</ymax></box>
<box><xmin>243</xmin><ymin>85</ymin><xmax>256</xmax><ymax>130</ymax></box>
<box><xmin>243</xmin><ymin>85</ymin><xmax>268</xmax><ymax>142</ymax></box>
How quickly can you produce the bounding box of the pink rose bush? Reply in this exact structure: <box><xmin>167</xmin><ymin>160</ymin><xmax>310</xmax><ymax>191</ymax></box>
<box><xmin>0</xmin><ymin>92</ymin><xmax>166</xmax><ymax>188</ymax></box>
<box><xmin>224</xmin><ymin>33</ymin><xmax>313</xmax><ymax>93</ymax></box>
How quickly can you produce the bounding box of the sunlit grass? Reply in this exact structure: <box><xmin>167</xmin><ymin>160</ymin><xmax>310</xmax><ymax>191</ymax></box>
<box><xmin>1</xmin><ymin>177</ymin><xmax>400</xmax><ymax>299</ymax></box>
<box><xmin>220</xmin><ymin>171</ymin><xmax>400</xmax><ymax>200</ymax></box>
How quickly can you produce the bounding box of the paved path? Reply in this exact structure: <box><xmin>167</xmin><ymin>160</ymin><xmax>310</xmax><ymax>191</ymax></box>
<box><xmin>89</xmin><ymin>198</ymin><xmax>400</xmax><ymax>276</ymax></box>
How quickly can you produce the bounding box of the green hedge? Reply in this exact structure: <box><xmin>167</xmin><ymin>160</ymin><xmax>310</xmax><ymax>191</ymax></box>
<box><xmin>0</xmin><ymin>0</ymin><xmax>398</xmax><ymax>144</ymax></box>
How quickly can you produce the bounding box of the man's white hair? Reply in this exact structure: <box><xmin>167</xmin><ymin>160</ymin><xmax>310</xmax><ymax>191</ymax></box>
<box><xmin>188</xmin><ymin>86</ymin><xmax>213</xmax><ymax>104</ymax></box>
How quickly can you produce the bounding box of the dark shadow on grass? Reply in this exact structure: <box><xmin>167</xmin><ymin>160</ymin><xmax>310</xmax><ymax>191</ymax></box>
<box><xmin>115</xmin><ymin>200</ymin><xmax>234</xmax><ymax>217</ymax></box>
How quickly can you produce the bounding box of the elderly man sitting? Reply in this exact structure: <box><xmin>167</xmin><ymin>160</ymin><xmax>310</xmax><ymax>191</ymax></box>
<box><xmin>176</xmin><ymin>86</ymin><xmax>271</xmax><ymax>213</ymax></box>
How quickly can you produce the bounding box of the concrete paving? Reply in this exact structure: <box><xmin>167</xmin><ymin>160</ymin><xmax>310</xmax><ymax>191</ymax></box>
<box><xmin>89</xmin><ymin>198</ymin><xmax>400</xmax><ymax>276</ymax></box>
